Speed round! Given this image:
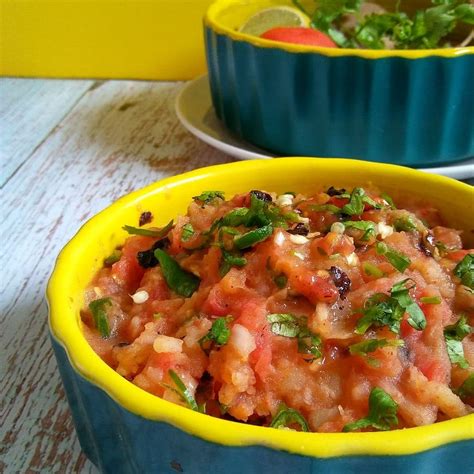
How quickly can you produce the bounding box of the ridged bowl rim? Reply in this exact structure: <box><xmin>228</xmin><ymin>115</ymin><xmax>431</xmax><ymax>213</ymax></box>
<box><xmin>205</xmin><ymin>0</ymin><xmax>474</xmax><ymax>59</ymax></box>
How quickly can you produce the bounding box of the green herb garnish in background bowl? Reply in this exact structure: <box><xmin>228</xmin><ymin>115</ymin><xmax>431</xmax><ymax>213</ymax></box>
<box><xmin>293</xmin><ymin>0</ymin><xmax>474</xmax><ymax>49</ymax></box>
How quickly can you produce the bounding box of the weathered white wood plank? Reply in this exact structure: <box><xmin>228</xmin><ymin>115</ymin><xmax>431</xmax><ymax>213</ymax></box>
<box><xmin>0</xmin><ymin>79</ymin><xmax>94</xmax><ymax>187</ymax></box>
<box><xmin>1</xmin><ymin>80</ymin><xmax>234</xmax><ymax>473</ymax></box>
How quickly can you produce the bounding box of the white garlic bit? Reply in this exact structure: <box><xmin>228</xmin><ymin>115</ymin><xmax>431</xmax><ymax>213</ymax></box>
<box><xmin>315</xmin><ymin>302</ymin><xmax>329</xmax><ymax>320</ymax></box>
<box><xmin>289</xmin><ymin>234</ymin><xmax>309</xmax><ymax>245</ymax></box>
<box><xmin>293</xmin><ymin>251</ymin><xmax>305</xmax><ymax>260</ymax></box>
<box><xmin>377</xmin><ymin>222</ymin><xmax>394</xmax><ymax>239</ymax></box>
<box><xmin>276</xmin><ymin>194</ymin><xmax>294</xmax><ymax>207</ymax></box>
<box><xmin>330</xmin><ymin>222</ymin><xmax>345</xmax><ymax>234</ymax></box>
<box><xmin>274</xmin><ymin>231</ymin><xmax>286</xmax><ymax>247</ymax></box>
<box><xmin>153</xmin><ymin>335</ymin><xmax>183</xmax><ymax>353</ymax></box>
<box><xmin>230</xmin><ymin>324</ymin><xmax>256</xmax><ymax>359</ymax></box>
<box><xmin>130</xmin><ymin>290</ymin><xmax>149</xmax><ymax>304</ymax></box>
<box><xmin>297</xmin><ymin>216</ymin><xmax>310</xmax><ymax>224</ymax></box>
<box><xmin>346</xmin><ymin>252</ymin><xmax>359</xmax><ymax>266</ymax></box>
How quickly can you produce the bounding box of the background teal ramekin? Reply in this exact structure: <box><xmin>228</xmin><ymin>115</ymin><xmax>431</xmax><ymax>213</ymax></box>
<box><xmin>204</xmin><ymin>27</ymin><xmax>474</xmax><ymax>167</ymax></box>
<box><xmin>52</xmin><ymin>337</ymin><xmax>474</xmax><ymax>473</ymax></box>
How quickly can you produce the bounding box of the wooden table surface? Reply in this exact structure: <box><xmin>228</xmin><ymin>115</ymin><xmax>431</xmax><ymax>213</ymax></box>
<box><xmin>0</xmin><ymin>78</ymin><xmax>234</xmax><ymax>473</ymax></box>
<box><xmin>1</xmin><ymin>78</ymin><xmax>473</xmax><ymax>473</ymax></box>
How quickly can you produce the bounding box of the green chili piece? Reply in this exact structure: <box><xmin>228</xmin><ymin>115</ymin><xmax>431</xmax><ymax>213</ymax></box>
<box><xmin>154</xmin><ymin>249</ymin><xmax>200</xmax><ymax>297</ymax></box>
<box><xmin>270</xmin><ymin>403</ymin><xmax>309</xmax><ymax>432</ymax></box>
<box><xmin>123</xmin><ymin>219</ymin><xmax>173</xmax><ymax>238</ymax></box>
<box><xmin>234</xmin><ymin>225</ymin><xmax>273</xmax><ymax>250</ymax></box>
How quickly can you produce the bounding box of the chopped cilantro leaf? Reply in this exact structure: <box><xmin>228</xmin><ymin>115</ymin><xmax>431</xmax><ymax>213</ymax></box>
<box><xmin>267</xmin><ymin>314</ymin><xmax>322</xmax><ymax>360</ymax></box>
<box><xmin>89</xmin><ymin>298</ymin><xmax>112</xmax><ymax>338</ymax></box>
<box><xmin>444</xmin><ymin>315</ymin><xmax>471</xmax><ymax>369</ymax></box>
<box><xmin>362</xmin><ymin>262</ymin><xmax>384</xmax><ymax>278</ymax></box>
<box><xmin>356</xmin><ymin>293</ymin><xmax>404</xmax><ymax>334</ymax></box>
<box><xmin>221</xmin><ymin>208</ymin><xmax>249</xmax><ymax>227</ymax></box>
<box><xmin>444</xmin><ymin>314</ymin><xmax>471</xmax><ymax>340</ymax></box>
<box><xmin>376</xmin><ymin>242</ymin><xmax>411</xmax><ymax>273</ymax></box>
<box><xmin>445</xmin><ymin>339</ymin><xmax>469</xmax><ymax>369</ymax></box>
<box><xmin>343</xmin><ymin>387</ymin><xmax>398</xmax><ymax>432</ymax></box>
<box><xmin>309</xmin><ymin>203</ymin><xmax>342</xmax><ymax>214</ymax></box>
<box><xmin>123</xmin><ymin>220</ymin><xmax>173</xmax><ymax>238</ymax></box>
<box><xmin>391</xmin><ymin>279</ymin><xmax>426</xmax><ymax>330</ymax></box>
<box><xmin>349</xmin><ymin>338</ymin><xmax>404</xmax><ymax>357</ymax></box>
<box><xmin>166</xmin><ymin>370</ymin><xmax>204</xmax><ymax>413</ymax></box>
<box><xmin>341</xmin><ymin>187</ymin><xmax>365</xmax><ymax>215</ymax></box>
<box><xmin>356</xmin><ymin>280</ymin><xmax>426</xmax><ymax>334</ymax></box>
<box><xmin>200</xmin><ymin>317</ymin><xmax>233</xmax><ymax>346</ymax></box>
<box><xmin>267</xmin><ymin>313</ymin><xmax>300</xmax><ymax>337</ymax></box>
<box><xmin>454</xmin><ymin>254</ymin><xmax>474</xmax><ymax>290</ymax></box>
<box><xmin>181</xmin><ymin>223</ymin><xmax>195</xmax><ymax>242</ymax></box>
<box><xmin>420</xmin><ymin>295</ymin><xmax>442</xmax><ymax>304</ymax></box>
<box><xmin>193</xmin><ymin>191</ymin><xmax>225</xmax><ymax>204</ymax></box>
<box><xmin>381</xmin><ymin>192</ymin><xmax>396</xmax><ymax>209</ymax></box>
<box><xmin>339</xmin><ymin>188</ymin><xmax>383</xmax><ymax>215</ymax></box>
<box><xmin>344</xmin><ymin>220</ymin><xmax>377</xmax><ymax>241</ymax></box>
<box><xmin>104</xmin><ymin>249</ymin><xmax>122</xmax><ymax>266</ymax></box>
<box><xmin>220</xmin><ymin>249</ymin><xmax>247</xmax><ymax>276</ymax></box>
<box><xmin>455</xmin><ymin>374</ymin><xmax>474</xmax><ymax>400</ymax></box>
<box><xmin>270</xmin><ymin>403</ymin><xmax>309</xmax><ymax>432</ymax></box>
<box><xmin>274</xmin><ymin>274</ymin><xmax>288</xmax><ymax>289</ymax></box>
<box><xmin>393</xmin><ymin>217</ymin><xmax>417</xmax><ymax>232</ymax></box>
<box><xmin>297</xmin><ymin>328</ymin><xmax>322</xmax><ymax>360</ymax></box>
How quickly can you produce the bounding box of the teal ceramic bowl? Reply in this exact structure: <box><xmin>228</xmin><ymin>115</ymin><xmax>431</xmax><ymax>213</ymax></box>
<box><xmin>47</xmin><ymin>159</ymin><xmax>474</xmax><ymax>473</ymax></box>
<box><xmin>204</xmin><ymin>0</ymin><xmax>474</xmax><ymax>167</ymax></box>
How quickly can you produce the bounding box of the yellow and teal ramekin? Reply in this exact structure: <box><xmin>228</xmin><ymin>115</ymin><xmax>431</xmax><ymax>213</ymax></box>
<box><xmin>48</xmin><ymin>159</ymin><xmax>474</xmax><ymax>473</ymax></box>
<box><xmin>204</xmin><ymin>0</ymin><xmax>474</xmax><ymax>167</ymax></box>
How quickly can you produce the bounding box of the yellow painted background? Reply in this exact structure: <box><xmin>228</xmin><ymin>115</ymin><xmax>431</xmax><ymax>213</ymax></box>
<box><xmin>0</xmin><ymin>0</ymin><xmax>212</xmax><ymax>79</ymax></box>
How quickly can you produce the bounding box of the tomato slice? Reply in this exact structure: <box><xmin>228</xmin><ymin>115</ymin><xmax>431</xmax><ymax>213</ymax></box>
<box><xmin>261</xmin><ymin>27</ymin><xmax>337</xmax><ymax>48</ymax></box>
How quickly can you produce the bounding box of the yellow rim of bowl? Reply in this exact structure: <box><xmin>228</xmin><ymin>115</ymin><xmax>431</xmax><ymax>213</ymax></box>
<box><xmin>205</xmin><ymin>0</ymin><xmax>474</xmax><ymax>59</ymax></box>
<box><xmin>47</xmin><ymin>158</ymin><xmax>474</xmax><ymax>458</ymax></box>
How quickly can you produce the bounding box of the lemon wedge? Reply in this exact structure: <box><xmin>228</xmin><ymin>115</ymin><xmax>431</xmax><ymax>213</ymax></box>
<box><xmin>239</xmin><ymin>6</ymin><xmax>311</xmax><ymax>37</ymax></box>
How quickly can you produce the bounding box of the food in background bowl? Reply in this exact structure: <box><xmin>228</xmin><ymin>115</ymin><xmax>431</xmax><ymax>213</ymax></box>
<box><xmin>47</xmin><ymin>159</ymin><xmax>474</xmax><ymax>473</ymax></box>
<box><xmin>241</xmin><ymin>1</ymin><xmax>474</xmax><ymax>49</ymax></box>
<box><xmin>204</xmin><ymin>0</ymin><xmax>474</xmax><ymax>166</ymax></box>
<box><xmin>83</xmin><ymin>184</ymin><xmax>474</xmax><ymax>432</ymax></box>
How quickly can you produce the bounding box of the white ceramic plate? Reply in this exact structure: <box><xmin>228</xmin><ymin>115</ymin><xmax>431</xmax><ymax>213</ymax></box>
<box><xmin>176</xmin><ymin>75</ymin><xmax>474</xmax><ymax>180</ymax></box>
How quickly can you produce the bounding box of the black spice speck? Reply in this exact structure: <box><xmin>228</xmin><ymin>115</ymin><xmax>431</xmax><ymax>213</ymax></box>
<box><xmin>326</xmin><ymin>186</ymin><xmax>346</xmax><ymax>197</ymax></box>
<box><xmin>139</xmin><ymin>211</ymin><xmax>153</xmax><ymax>227</ymax></box>
<box><xmin>137</xmin><ymin>237</ymin><xmax>170</xmax><ymax>268</ymax></box>
<box><xmin>329</xmin><ymin>266</ymin><xmax>351</xmax><ymax>299</ymax></box>
<box><xmin>288</xmin><ymin>223</ymin><xmax>309</xmax><ymax>236</ymax></box>
<box><xmin>250</xmin><ymin>190</ymin><xmax>272</xmax><ymax>202</ymax></box>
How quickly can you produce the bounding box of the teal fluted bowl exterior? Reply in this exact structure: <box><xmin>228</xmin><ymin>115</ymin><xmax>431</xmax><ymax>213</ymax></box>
<box><xmin>52</xmin><ymin>336</ymin><xmax>474</xmax><ymax>473</ymax></box>
<box><xmin>204</xmin><ymin>28</ymin><xmax>474</xmax><ymax>167</ymax></box>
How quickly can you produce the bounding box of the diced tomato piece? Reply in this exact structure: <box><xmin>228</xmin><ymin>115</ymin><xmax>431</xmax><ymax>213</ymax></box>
<box><xmin>251</xmin><ymin>326</ymin><xmax>273</xmax><ymax>382</ymax></box>
<box><xmin>312</xmin><ymin>232</ymin><xmax>355</xmax><ymax>257</ymax></box>
<box><xmin>111</xmin><ymin>235</ymin><xmax>155</xmax><ymax>292</ymax></box>
<box><xmin>288</xmin><ymin>269</ymin><xmax>339</xmax><ymax>304</ymax></box>
<box><xmin>260</xmin><ymin>27</ymin><xmax>337</xmax><ymax>48</ymax></box>
<box><xmin>328</xmin><ymin>196</ymin><xmax>348</xmax><ymax>208</ymax></box>
<box><xmin>447</xmin><ymin>249</ymin><xmax>473</xmax><ymax>262</ymax></box>
<box><xmin>417</xmin><ymin>359</ymin><xmax>446</xmax><ymax>383</ymax></box>
<box><xmin>202</xmin><ymin>286</ymin><xmax>231</xmax><ymax>316</ymax></box>
<box><xmin>200</xmin><ymin>246</ymin><xmax>222</xmax><ymax>286</ymax></box>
